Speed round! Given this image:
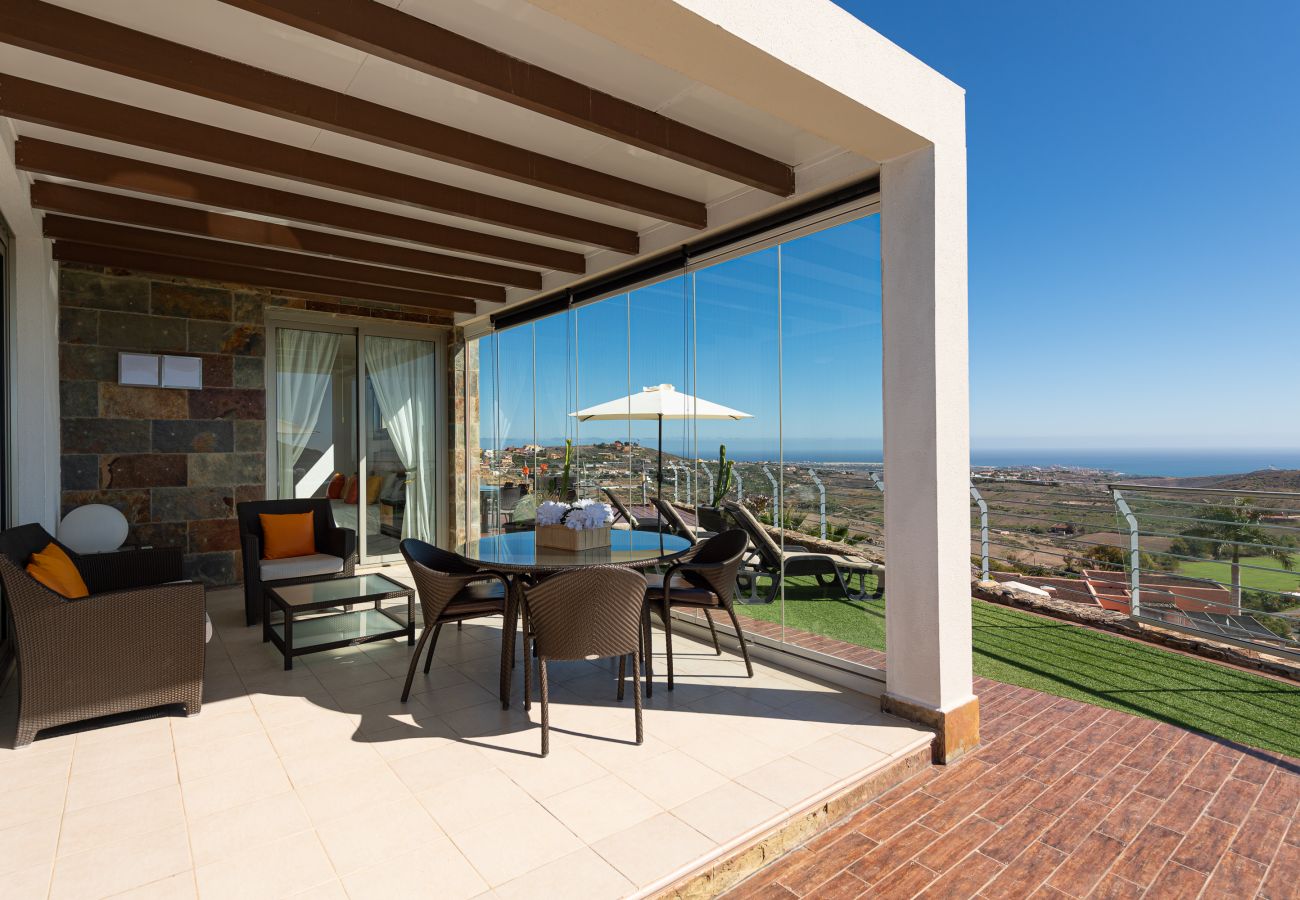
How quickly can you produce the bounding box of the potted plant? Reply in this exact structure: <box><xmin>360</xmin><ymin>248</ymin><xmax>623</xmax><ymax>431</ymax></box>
<box><xmin>697</xmin><ymin>444</ymin><xmax>735</xmax><ymax>533</ymax></box>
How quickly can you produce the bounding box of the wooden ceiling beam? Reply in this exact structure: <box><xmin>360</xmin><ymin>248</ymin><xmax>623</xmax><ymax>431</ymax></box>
<box><xmin>31</xmin><ymin>181</ymin><xmax>537</xmax><ymax>291</ymax></box>
<box><xmin>51</xmin><ymin>241</ymin><xmax>462</xmax><ymax>318</ymax></box>
<box><xmin>218</xmin><ymin>0</ymin><xmax>795</xmax><ymax>196</ymax></box>
<box><xmin>0</xmin><ymin>75</ymin><xmax>638</xmax><ymax>253</ymax></box>
<box><xmin>15</xmin><ymin>139</ymin><xmax>584</xmax><ymax>274</ymax></box>
<box><xmin>0</xmin><ymin>0</ymin><xmax>705</xmax><ymax>228</ymax></box>
<box><xmin>30</xmin><ymin>181</ymin><xmax>539</xmax><ymax>290</ymax></box>
<box><xmin>43</xmin><ymin>216</ymin><xmax>485</xmax><ymax>309</ymax></box>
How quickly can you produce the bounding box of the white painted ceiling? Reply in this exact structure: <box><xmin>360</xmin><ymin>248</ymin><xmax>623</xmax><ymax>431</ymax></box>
<box><xmin>2</xmin><ymin>0</ymin><xmax>879</xmax><ymax>317</ymax></box>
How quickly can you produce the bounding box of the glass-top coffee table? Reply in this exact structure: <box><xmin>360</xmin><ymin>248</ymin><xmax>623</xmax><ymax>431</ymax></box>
<box><xmin>264</xmin><ymin>573</ymin><xmax>415</xmax><ymax>670</ymax></box>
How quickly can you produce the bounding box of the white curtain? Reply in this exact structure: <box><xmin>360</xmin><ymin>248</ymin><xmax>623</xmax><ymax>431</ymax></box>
<box><xmin>365</xmin><ymin>336</ymin><xmax>437</xmax><ymax>540</ymax></box>
<box><xmin>276</xmin><ymin>329</ymin><xmax>341</xmax><ymax>499</ymax></box>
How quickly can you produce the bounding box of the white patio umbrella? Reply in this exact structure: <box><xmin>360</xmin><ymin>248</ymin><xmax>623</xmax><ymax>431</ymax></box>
<box><xmin>571</xmin><ymin>384</ymin><xmax>752</xmax><ymax>500</ymax></box>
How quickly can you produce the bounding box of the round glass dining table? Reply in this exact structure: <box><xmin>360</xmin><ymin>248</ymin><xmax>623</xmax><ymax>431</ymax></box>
<box><xmin>459</xmin><ymin>528</ymin><xmax>692</xmax><ymax>710</ymax></box>
<box><xmin>460</xmin><ymin>528</ymin><xmax>692</xmax><ymax>574</ymax></box>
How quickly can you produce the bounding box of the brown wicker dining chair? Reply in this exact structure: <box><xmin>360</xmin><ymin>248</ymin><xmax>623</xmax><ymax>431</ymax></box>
<box><xmin>520</xmin><ymin>566</ymin><xmax>647</xmax><ymax>756</ymax></box>
<box><xmin>399</xmin><ymin>539</ymin><xmax>512</xmax><ymax>703</ymax></box>
<box><xmin>644</xmin><ymin>529</ymin><xmax>752</xmax><ymax>694</ymax></box>
<box><xmin>0</xmin><ymin>524</ymin><xmax>206</xmax><ymax>748</ymax></box>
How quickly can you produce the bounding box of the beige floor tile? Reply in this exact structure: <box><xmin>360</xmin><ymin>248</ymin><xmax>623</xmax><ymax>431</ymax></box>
<box><xmin>541</xmin><ymin>774</ymin><xmax>662</xmax><ymax>844</ymax></box>
<box><xmin>493</xmin><ymin>847</ymin><xmax>634</xmax><ymax>900</ymax></box>
<box><xmin>364</xmin><ymin>716</ymin><xmax>460</xmax><ymax>762</ymax></box>
<box><xmin>494</xmin><ymin>744</ymin><xmax>610</xmax><ymax>800</ymax></box>
<box><xmin>262</xmin><ymin>712</ymin><xmax>361</xmax><ymax>758</ymax></box>
<box><xmin>58</xmin><ymin>784</ymin><xmax>187</xmax><ymax>858</ymax></box>
<box><xmin>181</xmin><ymin>760</ymin><xmax>292</xmax><ymax>821</ymax></box>
<box><xmin>70</xmin><ymin>726</ymin><xmax>176</xmax><ymax>776</ymax></box>
<box><xmin>573</xmin><ymin>732</ymin><xmax>675</xmax><ymax>774</ymax></box>
<box><xmin>792</xmin><ymin>732</ymin><xmax>888</xmax><ymax>779</ymax></box>
<box><xmin>678</xmin><ymin>729</ymin><xmax>786</xmax><ymax>780</ymax></box>
<box><xmin>340</xmin><ymin>838</ymin><xmax>487</xmax><ymax>900</ymax></box>
<box><xmin>280</xmin><ymin>740</ymin><xmax>385</xmax><ymax>789</ymax></box>
<box><xmin>418</xmin><ymin>680</ymin><xmax>500</xmax><ymax>717</ymax></box>
<box><xmin>0</xmin><ymin>775</ymin><xmax>67</xmax><ymax>830</ymax></box>
<box><xmin>616</xmin><ymin>748</ymin><xmax>728</xmax><ymax>809</ymax></box>
<box><xmin>169</xmin><ymin>707</ymin><xmax>264</xmax><ymax>750</ymax></box>
<box><xmin>188</xmin><ymin>791</ymin><xmax>312</xmax><ymax>867</ymax></box>
<box><xmin>389</xmin><ymin>740</ymin><xmax>495</xmax><ymax>794</ymax></box>
<box><xmin>3</xmin><ymin>861</ymin><xmax>54</xmax><ymax>900</ymax></box>
<box><xmin>50</xmin><ymin>824</ymin><xmax>192</xmax><ymax>900</ymax></box>
<box><xmin>74</xmin><ymin>715</ymin><xmax>172</xmax><ymax>747</ymax></box>
<box><xmin>295</xmin><ymin>764</ymin><xmax>411</xmax><ymax>825</ymax></box>
<box><xmin>0</xmin><ymin>814</ymin><xmax>60</xmax><ymax>875</ymax></box>
<box><xmin>591</xmin><ymin>812</ymin><xmax>713</xmax><ymax>888</ymax></box>
<box><xmin>111</xmin><ymin>871</ymin><xmax>198</xmax><ymax>899</ymax></box>
<box><xmin>174</xmin><ymin>728</ymin><xmax>280</xmax><ymax>783</ymax></box>
<box><xmin>671</xmin><ymin>781</ymin><xmax>784</xmax><ymax>843</ymax></box>
<box><xmin>315</xmin><ymin>796</ymin><xmax>444</xmax><ymax>875</ymax></box>
<box><xmin>195</xmin><ymin>829</ymin><xmax>336</xmax><ymax>900</ymax></box>
<box><xmin>417</xmin><ymin>768</ymin><xmax>538</xmax><ymax>837</ymax></box>
<box><xmin>741</xmin><ymin>755</ymin><xmax>835</xmax><ymax>809</ymax></box>
<box><xmin>837</xmin><ymin>713</ymin><xmax>935</xmax><ymax>756</ymax></box>
<box><xmin>286</xmin><ymin>879</ymin><xmax>348</xmax><ymax>900</ymax></box>
<box><xmin>65</xmin><ymin>752</ymin><xmax>178</xmax><ymax>812</ymax></box>
<box><xmin>450</xmin><ymin>800</ymin><xmax>583</xmax><ymax>887</ymax></box>
<box><xmin>0</xmin><ymin>743</ymin><xmax>74</xmax><ymax>790</ymax></box>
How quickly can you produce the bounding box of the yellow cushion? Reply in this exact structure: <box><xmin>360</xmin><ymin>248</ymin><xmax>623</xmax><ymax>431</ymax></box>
<box><xmin>366</xmin><ymin>476</ymin><xmax>383</xmax><ymax>505</ymax></box>
<box><xmin>259</xmin><ymin>512</ymin><xmax>316</xmax><ymax>560</ymax></box>
<box><xmin>26</xmin><ymin>542</ymin><xmax>89</xmax><ymax>599</ymax></box>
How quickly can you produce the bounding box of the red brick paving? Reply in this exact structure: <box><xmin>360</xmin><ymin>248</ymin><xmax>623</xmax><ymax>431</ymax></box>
<box><xmin>725</xmin><ymin>677</ymin><xmax>1300</xmax><ymax>899</ymax></box>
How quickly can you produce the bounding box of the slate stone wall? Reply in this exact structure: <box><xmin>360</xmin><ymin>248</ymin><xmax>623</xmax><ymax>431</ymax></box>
<box><xmin>58</xmin><ymin>263</ymin><xmax>451</xmax><ymax>585</ymax></box>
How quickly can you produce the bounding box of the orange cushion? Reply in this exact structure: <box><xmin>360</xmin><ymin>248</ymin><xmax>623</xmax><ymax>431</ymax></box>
<box><xmin>26</xmin><ymin>542</ymin><xmax>89</xmax><ymax>599</ymax></box>
<box><xmin>259</xmin><ymin>512</ymin><xmax>316</xmax><ymax>560</ymax></box>
<box><xmin>325</xmin><ymin>473</ymin><xmax>345</xmax><ymax>500</ymax></box>
<box><xmin>365</xmin><ymin>475</ymin><xmax>383</xmax><ymax>504</ymax></box>
<box><xmin>344</xmin><ymin>476</ymin><xmax>359</xmax><ymax>505</ymax></box>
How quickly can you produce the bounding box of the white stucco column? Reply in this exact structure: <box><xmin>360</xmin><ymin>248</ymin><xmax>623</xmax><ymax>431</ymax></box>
<box><xmin>880</xmin><ymin>141</ymin><xmax>978</xmax><ymax>761</ymax></box>
<box><xmin>0</xmin><ymin>122</ymin><xmax>60</xmax><ymax>530</ymax></box>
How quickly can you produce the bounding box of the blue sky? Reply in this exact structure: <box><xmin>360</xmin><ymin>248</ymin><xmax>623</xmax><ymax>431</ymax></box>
<box><xmin>839</xmin><ymin>0</ymin><xmax>1300</xmax><ymax>449</ymax></box>
<box><xmin>481</xmin><ymin>2</ymin><xmax>1299</xmax><ymax>459</ymax></box>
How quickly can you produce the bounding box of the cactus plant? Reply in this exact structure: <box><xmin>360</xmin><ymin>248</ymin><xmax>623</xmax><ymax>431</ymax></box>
<box><xmin>710</xmin><ymin>444</ymin><xmax>734</xmax><ymax>507</ymax></box>
<box><xmin>559</xmin><ymin>438</ymin><xmax>574</xmax><ymax>500</ymax></box>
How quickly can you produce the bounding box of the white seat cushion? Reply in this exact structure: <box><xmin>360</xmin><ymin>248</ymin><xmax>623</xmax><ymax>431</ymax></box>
<box><xmin>260</xmin><ymin>553</ymin><xmax>345</xmax><ymax>582</ymax></box>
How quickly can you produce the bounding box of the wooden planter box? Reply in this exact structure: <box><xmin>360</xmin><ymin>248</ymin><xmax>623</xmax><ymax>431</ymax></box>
<box><xmin>535</xmin><ymin>524</ymin><xmax>612</xmax><ymax>551</ymax></box>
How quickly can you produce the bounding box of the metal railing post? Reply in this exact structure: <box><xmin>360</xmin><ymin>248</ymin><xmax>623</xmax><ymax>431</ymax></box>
<box><xmin>701</xmin><ymin>466</ymin><xmax>714</xmax><ymax>507</ymax></box>
<box><xmin>1113</xmin><ymin>488</ymin><xmax>1141</xmax><ymax>618</ymax></box>
<box><xmin>734</xmin><ymin>471</ymin><xmax>743</xmax><ymax>503</ymax></box>
<box><xmin>809</xmin><ymin>469</ymin><xmax>827</xmax><ymax>540</ymax></box>
<box><xmin>759</xmin><ymin>468</ymin><xmax>774</xmax><ymax>522</ymax></box>
<box><xmin>640</xmin><ymin>462</ymin><xmax>647</xmax><ymax>504</ymax></box>
<box><xmin>970</xmin><ymin>481</ymin><xmax>989</xmax><ymax>580</ymax></box>
<box><xmin>868</xmin><ymin>471</ymin><xmax>884</xmax><ymax>493</ymax></box>
<box><xmin>671</xmin><ymin>464</ymin><xmax>680</xmax><ymax>503</ymax></box>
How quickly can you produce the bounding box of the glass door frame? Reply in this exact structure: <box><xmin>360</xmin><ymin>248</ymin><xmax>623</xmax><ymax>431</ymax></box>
<box><xmin>264</xmin><ymin>309</ymin><xmax>449</xmax><ymax>564</ymax></box>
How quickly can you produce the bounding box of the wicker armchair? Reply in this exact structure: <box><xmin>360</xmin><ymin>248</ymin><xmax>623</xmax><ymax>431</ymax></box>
<box><xmin>521</xmin><ymin>566</ymin><xmax>647</xmax><ymax>756</ymax></box>
<box><xmin>644</xmin><ymin>529</ymin><xmax>752</xmax><ymax>694</ymax></box>
<box><xmin>398</xmin><ymin>540</ymin><xmax>511</xmax><ymax>704</ymax></box>
<box><xmin>0</xmin><ymin>524</ymin><xmax>205</xmax><ymax>748</ymax></box>
<box><xmin>236</xmin><ymin>499</ymin><xmax>356</xmax><ymax>626</ymax></box>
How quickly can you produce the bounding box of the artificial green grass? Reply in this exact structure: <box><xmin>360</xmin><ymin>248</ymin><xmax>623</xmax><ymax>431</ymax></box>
<box><xmin>734</xmin><ymin>576</ymin><xmax>1300</xmax><ymax>758</ymax></box>
<box><xmin>1178</xmin><ymin>555</ymin><xmax>1300</xmax><ymax>595</ymax></box>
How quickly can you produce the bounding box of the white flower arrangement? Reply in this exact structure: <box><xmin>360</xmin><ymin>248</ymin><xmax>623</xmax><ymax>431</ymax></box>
<box><xmin>535</xmin><ymin>499</ymin><xmax>615</xmax><ymax>531</ymax></box>
<box><xmin>536</xmin><ymin>500</ymin><xmax>569</xmax><ymax>526</ymax></box>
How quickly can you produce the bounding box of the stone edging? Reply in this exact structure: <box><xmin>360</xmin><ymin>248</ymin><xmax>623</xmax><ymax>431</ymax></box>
<box><xmin>972</xmin><ymin>579</ymin><xmax>1300</xmax><ymax>683</ymax></box>
<box><xmin>651</xmin><ymin>744</ymin><xmax>932</xmax><ymax>899</ymax></box>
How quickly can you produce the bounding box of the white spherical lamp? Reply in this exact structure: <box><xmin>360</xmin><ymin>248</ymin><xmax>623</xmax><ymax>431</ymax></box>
<box><xmin>58</xmin><ymin>504</ymin><xmax>130</xmax><ymax>554</ymax></box>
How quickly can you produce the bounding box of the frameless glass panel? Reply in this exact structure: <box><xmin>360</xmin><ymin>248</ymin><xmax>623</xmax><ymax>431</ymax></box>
<box><xmin>575</xmin><ymin>294</ymin><xmax>634</xmax><ymax>515</ymax></box>
<box><xmin>472</xmin><ymin>335</ymin><xmax>500</xmax><ymax>539</ymax></box>
<box><xmin>274</xmin><ymin>328</ymin><xmax>358</xmax><ymax>525</ymax></box>
<box><xmin>494</xmin><ymin>326</ymin><xmax>536</xmax><ymax>530</ymax></box>
<box><xmin>777</xmin><ymin>215</ymin><xmax>884</xmax><ymax>661</ymax></box>
<box><xmin>532</xmin><ymin>311</ymin><xmax>574</xmax><ymax>502</ymax></box>
<box><xmin>630</xmin><ymin>274</ymin><xmax>691</xmax><ymax>513</ymax></box>
<box><xmin>363</xmin><ymin>335</ymin><xmax>438</xmax><ymax>557</ymax></box>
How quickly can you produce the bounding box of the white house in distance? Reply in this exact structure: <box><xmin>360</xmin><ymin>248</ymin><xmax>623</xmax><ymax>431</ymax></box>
<box><xmin>0</xmin><ymin>0</ymin><xmax>972</xmax><ymax>892</ymax></box>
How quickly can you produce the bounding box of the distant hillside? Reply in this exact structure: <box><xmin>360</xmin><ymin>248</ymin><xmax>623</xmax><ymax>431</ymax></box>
<box><xmin>1129</xmin><ymin>469</ymin><xmax>1300</xmax><ymax>492</ymax></box>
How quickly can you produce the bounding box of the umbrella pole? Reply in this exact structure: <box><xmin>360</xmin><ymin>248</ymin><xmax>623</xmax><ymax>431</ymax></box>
<box><xmin>656</xmin><ymin>414</ymin><xmax>663</xmax><ymax>502</ymax></box>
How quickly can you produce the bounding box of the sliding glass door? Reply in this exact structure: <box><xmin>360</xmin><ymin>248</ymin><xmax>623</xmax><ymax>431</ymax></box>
<box><xmin>270</xmin><ymin>318</ymin><xmax>443</xmax><ymax>563</ymax></box>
